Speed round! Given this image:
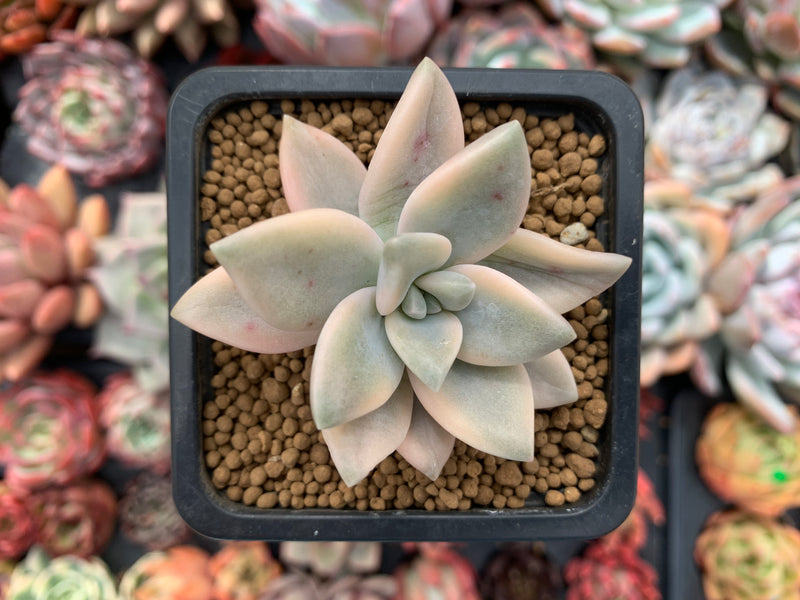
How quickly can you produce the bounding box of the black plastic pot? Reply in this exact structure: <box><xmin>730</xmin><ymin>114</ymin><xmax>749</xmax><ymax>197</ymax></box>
<box><xmin>167</xmin><ymin>65</ymin><xmax>644</xmax><ymax>541</ymax></box>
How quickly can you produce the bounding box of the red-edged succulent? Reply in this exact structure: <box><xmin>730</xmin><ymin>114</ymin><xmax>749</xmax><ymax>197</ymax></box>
<box><xmin>564</xmin><ymin>542</ymin><xmax>661</xmax><ymax>600</ymax></box>
<box><xmin>0</xmin><ymin>484</ymin><xmax>35</xmax><ymax>560</ymax></box>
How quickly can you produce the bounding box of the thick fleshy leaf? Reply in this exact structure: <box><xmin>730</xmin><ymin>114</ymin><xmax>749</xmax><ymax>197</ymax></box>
<box><xmin>310</xmin><ymin>287</ymin><xmax>404</xmax><ymax>430</ymax></box>
<box><xmin>0</xmin><ymin>320</ymin><xmax>29</xmax><ymax>354</ymax></box>
<box><xmin>211</xmin><ymin>208</ymin><xmax>382</xmax><ymax>332</ymax></box>
<box><xmin>414</xmin><ymin>270</ymin><xmax>475</xmax><ymax>311</ymax></box>
<box><xmin>31</xmin><ymin>285</ymin><xmax>74</xmax><ymax>335</ymax></box>
<box><xmin>480</xmin><ymin>228</ymin><xmax>632</xmax><ymax>314</ymax></box>
<box><xmin>280</xmin><ymin>115</ymin><xmax>366</xmax><ymax>215</ymax></box>
<box><xmin>376</xmin><ymin>232</ymin><xmax>451</xmax><ymax>315</ymax></box>
<box><xmin>410</xmin><ymin>361</ymin><xmax>534</xmax><ymax>461</ymax></box>
<box><xmin>524</xmin><ymin>350</ymin><xmax>579</xmax><ymax>409</ymax></box>
<box><xmin>0</xmin><ymin>279</ymin><xmax>45</xmax><ymax>319</ymax></box>
<box><xmin>20</xmin><ymin>225</ymin><xmax>67</xmax><ymax>284</ymax></box>
<box><xmin>397</xmin><ymin>121</ymin><xmax>530</xmax><ymax>265</ymax></box>
<box><xmin>451</xmin><ymin>265</ymin><xmax>576</xmax><ymax>367</ymax></box>
<box><xmin>401</xmin><ymin>284</ymin><xmax>427</xmax><ymax>319</ymax></box>
<box><xmin>397</xmin><ymin>398</ymin><xmax>455</xmax><ymax>482</ymax></box>
<box><xmin>359</xmin><ymin>57</ymin><xmax>463</xmax><ymax>240</ymax></box>
<box><xmin>170</xmin><ymin>267</ymin><xmax>320</xmax><ymax>354</ymax></box>
<box><xmin>36</xmin><ymin>165</ymin><xmax>77</xmax><ymax>230</ymax></box>
<box><xmin>727</xmin><ymin>354</ymin><xmax>796</xmax><ymax>434</ymax></box>
<box><xmin>385</xmin><ymin>309</ymin><xmax>462</xmax><ymax>392</ymax></box>
<box><xmin>323</xmin><ymin>376</ymin><xmax>413</xmax><ymax>487</ymax></box>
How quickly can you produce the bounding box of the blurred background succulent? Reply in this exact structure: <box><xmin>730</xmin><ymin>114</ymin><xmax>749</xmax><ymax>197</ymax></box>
<box><xmin>645</xmin><ymin>67</ymin><xmax>790</xmax><ymax>206</ymax></box>
<box><xmin>563</xmin><ymin>541</ymin><xmax>660</xmax><ymax>600</ymax></box>
<box><xmin>696</xmin><ymin>402</ymin><xmax>800</xmax><ymax>516</ymax></box>
<box><xmin>14</xmin><ymin>32</ymin><xmax>168</xmax><ymax>187</ymax></box>
<box><xmin>0</xmin><ymin>166</ymin><xmax>108</xmax><ymax>383</ymax></box>
<box><xmin>479</xmin><ymin>542</ymin><xmax>562</xmax><ymax>600</ymax></box>
<box><xmin>65</xmin><ymin>0</ymin><xmax>240</xmax><ymax>62</ymax></box>
<box><xmin>280</xmin><ymin>542</ymin><xmax>381</xmax><ymax>579</ymax></box>
<box><xmin>428</xmin><ymin>3</ymin><xmax>595</xmax><ymax>69</ymax></box>
<box><xmin>118</xmin><ymin>546</ymin><xmax>213</xmax><ymax>600</ymax></box>
<box><xmin>118</xmin><ymin>472</ymin><xmax>189</xmax><ymax>551</ymax></box>
<box><xmin>394</xmin><ymin>544</ymin><xmax>481</xmax><ymax>600</ymax></box>
<box><xmin>252</xmin><ymin>0</ymin><xmax>452</xmax><ymax>66</ymax></box>
<box><xmin>600</xmin><ymin>469</ymin><xmax>665</xmax><ymax>552</ymax></box>
<box><xmin>0</xmin><ymin>484</ymin><xmax>35</xmax><ymax>560</ymax></box>
<box><xmin>706</xmin><ymin>0</ymin><xmax>800</xmax><ymax>121</ymax></box>
<box><xmin>0</xmin><ymin>370</ymin><xmax>105</xmax><ymax>491</ymax></box>
<box><xmin>0</xmin><ymin>0</ymin><xmax>77</xmax><ymax>58</ymax></box>
<box><xmin>6</xmin><ymin>546</ymin><xmax>118</xmax><ymax>600</ymax></box>
<box><xmin>640</xmin><ymin>204</ymin><xmax>730</xmax><ymax>387</ymax></box>
<box><xmin>90</xmin><ymin>191</ymin><xmax>169</xmax><ymax>393</ymax></box>
<box><xmin>694</xmin><ymin>509</ymin><xmax>800</xmax><ymax>600</ymax></box>
<box><xmin>705</xmin><ymin>177</ymin><xmax>800</xmax><ymax>432</ymax></box>
<box><xmin>210</xmin><ymin>542</ymin><xmax>282</xmax><ymax>600</ymax></box>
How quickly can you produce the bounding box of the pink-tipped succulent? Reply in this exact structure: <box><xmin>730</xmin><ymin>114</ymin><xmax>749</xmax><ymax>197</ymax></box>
<box><xmin>118</xmin><ymin>471</ymin><xmax>189</xmax><ymax>551</ymax></box>
<box><xmin>563</xmin><ymin>542</ymin><xmax>661</xmax><ymax>600</ymax></box>
<box><xmin>171</xmin><ymin>58</ymin><xmax>632</xmax><ymax>487</ymax></box>
<box><xmin>0</xmin><ymin>484</ymin><xmax>35</xmax><ymax>560</ymax></box>
<box><xmin>210</xmin><ymin>542</ymin><xmax>283</xmax><ymax>600</ymax></box>
<box><xmin>428</xmin><ymin>3</ymin><xmax>595</xmax><ymax>69</ymax></box>
<box><xmin>91</xmin><ymin>191</ymin><xmax>169</xmax><ymax>394</ymax></box>
<box><xmin>14</xmin><ymin>32</ymin><xmax>168</xmax><ymax>188</ymax></box>
<box><xmin>66</xmin><ymin>0</ymin><xmax>240</xmax><ymax>62</ymax></box>
<box><xmin>394</xmin><ymin>544</ymin><xmax>481</xmax><ymax>600</ymax></box>
<box><xmin>0</xmin><ymin>165</ymin><xmax>109</xmax><ymax>383</ymax></box>
<box><xmin>600</xmin><ymin>469</ymin><xmax>665</xmax><ymax>552</ymax></box>
<box><xmin>695</xmin><ymin>509</ymin><xmax>800</xmax><ymax>600</ymax></box>
<box><xmin>30</xmin><ymin>478</ymin><xmax>117</xmax><ymax>558</ymax></box>
<box><xmin>118</xmin><ymin>546</ymin><xmax>214</xmax><ymax>600</ymax></box>
<box><xmin>705</xmin><ymin>177</ymin><xmax>800</xmax><ymax>432</ymax></box>
<box><xmin>280</xmin><ymin>542</ymin><xmax>382</xmax><ymax>579</ymax></box>
<box><xmin>640</xmin><ymin>203</ymin><xmax>730</xmax><ymax>387</ymax></box>
<box><xmin>0</xmin><ymin>370</ymin><xmax>105</xmax><ymax>491</ymax></box>
<box><xmin>0</xmin><ymin>0</ymin><xmax>77</xmax><ymax>59</ymax></box>
<box><xmin>252</xmin><ymin>0</ymin><xmax>452</xmax><ymax>66</ymax></box>
<box><xmin>646</xmin><ymin>67</ymin><xmax>789</xmax><ymax>206</ymax></box>
<box><xmin>98</xmin><ymin>372</ymin><xmax>171</xmax><ymax>473</ymax></box>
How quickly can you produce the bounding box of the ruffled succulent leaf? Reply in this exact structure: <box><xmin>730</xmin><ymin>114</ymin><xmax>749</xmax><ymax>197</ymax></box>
<box><xmin>322</xmin><ymin>376</ymin><xmax>413</xmax><ymax>487</ymax></box>
<box><xmin>170</xmin><ymin>267</ymin><xmax>320</xmax><ymax>354</ymax></box>
<box><xmin>211</xmin><ymin>208</ymin><xmax>382</xmax><ymax>332</ymax></box>
<box><xmin>410</xmin><ymin>361</ymin><xmax>534</xmax><ymax>461</ymax></box>
<box><xmin>310</xmin><ymin>287</ymin><xmax>404</xmax><ymax>430</ymax></box>
<box><xmin>480</xmin><ymin>228</ymin><xmax>632</xmax><ymax>314</ymax></box>
<box><xmin>451</xmin><ymin>265</ymin><xmax>576</xmax><ymax>367</ymax></box>
<box><xmin>359</xmin><ymin>57</ymin><xmax>463</xmax><ymax>240</ymax></box>
<box><xmin>280</xmin><ymin>115</ymin><xmax>366</xmax><ymax>215</ymax></box>
<box><xmin>397</xmin><ymin>397</ymin><xmax>455</xmax><ymax>482</ymax></box>
<box><xmin>414</xmin><ymin>270</ymin><xmax>476</xmax><ymax>312</ymax></box>
<box><xmin>376</xmin><ymin>232</ymin><xmax>451</xmax><ymax>315</ymax></box>
<box><xmin>384</xmin><ymin>309</ymin><xmax>462</xmax><ymax>392</ymax></box>
<box><xmin>397</xmin><ymin>121</ymin><xmax>530</xmax><ymax>265</ymax></box>
<box><xmin>524</xmin><ymin>349</ymin><xmax>579</xmax><ymax>409</ymax></box>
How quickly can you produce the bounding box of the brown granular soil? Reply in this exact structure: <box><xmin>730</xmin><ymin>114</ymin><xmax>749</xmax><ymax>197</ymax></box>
<box><xmin>199</xmin><ymin>98</ymin><xmax>611</xmax><ymax>511</ymax></box>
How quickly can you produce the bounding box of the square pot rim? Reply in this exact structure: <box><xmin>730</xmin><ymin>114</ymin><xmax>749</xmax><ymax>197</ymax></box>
<box><xmin>167</xmin><ymin>65</ymin><xmax>643</xmax><ymax>541</ymax></box>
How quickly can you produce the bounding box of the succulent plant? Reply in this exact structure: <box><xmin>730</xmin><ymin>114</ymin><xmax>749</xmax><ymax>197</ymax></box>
<box><xmin>98</xmin><ymin>372</ymin><xmax>171</xmax><ymax>473</ymax></box>
<box><xmin>0</xmin><ymin>370</ymin><xmax>105</xmax><ymax>491</ymax></box>
<box><xmin>705</xmin><ymin>176</ymin><xmax>800</xmax><ymax>432</ymax></box>
<box><xmin>533</xmin><ymin>0</ymin><xmax>727</xmax><ymax>68</ymax></box>
<box><xmin>695</xmin><ymin>509</ymin><xmax>800</xmax><ymax>600</ymax></box>
<box><xmin>30</xmin><ymin>478</ymin><xmax>117</xmax><ymax>558</ymax></box>
<box><xmin>479</xmin><ymin>542</ymin><xmax>562</xmax><ymax>600</ymax></box>
<box><xmin>14</xmin><ymin>32</ymin><xmax>168</xmax><ymax>188</ymax></box>
<box><xmin>7</xmin><ymin>546</ymin><xmax>118</xmax><ymax>600</ymax></box>
<box><xmin>696</xmin><ymin>402</ymin><xmax>800</xmax><ymax>516</ymax></box>
<box><xmin>119</xmin><ymin>546</ymin><xmax>214</xmax><ymax>600</ymax></box>
<box><xmin>640</xmin><ymin>204</ymin><xmax>730</xmax><ymax>387</ymax></box>
<box><xmin>0</xmin><ymin>559</ymin><xmax>13</xmax><ymax>598</ymax></box>
<box><xmin>563</xmin><ymin>542</ymin><xmax>660</xmax><ymax>600</ymax></box>
<box><xmin>257</xmin><ymin>572</ymin><xmax>320</xmax><ymax>600</ymax></box>
<box><xmin>66</xmin><ymin>0</ymin><xmax>240</xmax><ymax>62</ymax></box>
<box><xmin>645</xmin><ymin>67</ymin><xmax>789</xmax><ymax>206</ymax></box>
<box><xmin>0</xmin><ymin>484</ymin><xmax>35</xmax><ymax>560</ymax></box>
<box><xmin>428</xmin><ymin>3</ymin><xmax>595</xmax><ymax>69</ymax></box>
<box><xmin>0</xmin><ymin>0</ymin><xmax>77</xmax><ymax>58</ymax></box>
<box><xmin>252</xmin><ymin>0</ymin><xmax>452</xmax><ymax>66</ymax></box>
<box><xmin>90</xmin><ymin>191</ymin><xmax>169</xmax><ymax>393</ymax></box>
<box><xmin>394</xmin><ymin>544</ymin><xmax>481</xmax><ymax>600</ymax></box>
<box><xmin>279</xmin><ymin>542</ymin><xmax>381</xmax><ymax>578</ymax></box>
<box><xmin>119</xmin><ymin>471</ymin><xmax>189</xmax><ymax>551</ymax></box>
<box><xmin>171</xmin><ymin>58</ymin><xmax>632</xmax><ymax>487</ymax></box>
<box><xmin>210</xmin><ymin>542</ymin><xmax>283</xmax><ymax>600</ymax></box>
<box><xmin>0</xmin><ymin>165</ymin><xmax>108</xmax><ymax>383</ymax></box>
<box><xmin>706</xmin><ymin>0</ymin><xmax>800</xmax><ymax>121</ymax></box>
<box><xmin>324</xmin><ymin>575</ymin><xmax>397</xmax><ymax>600</ymax></box>
<box><xmin>600</xmin><ymin>469</ymin><xmax>665</xmax><ymax>552</ymax></box>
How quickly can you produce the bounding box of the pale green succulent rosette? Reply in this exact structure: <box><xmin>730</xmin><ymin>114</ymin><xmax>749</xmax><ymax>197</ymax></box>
<box><xmin>171</xmin><ymin>58</ymin><xmax>632</xmax><ymax>486</ymax></box>
<box><xmin>7</xmin><ymin>547</ymin><xmax>118</xmax><ymax>600</ymax></box>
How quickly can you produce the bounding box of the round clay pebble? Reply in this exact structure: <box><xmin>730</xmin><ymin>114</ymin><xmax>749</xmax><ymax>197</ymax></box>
<box><xmin>545</xmin><ymin>490</ymin><xmax>565</xmax><ymax>506</ymax></box>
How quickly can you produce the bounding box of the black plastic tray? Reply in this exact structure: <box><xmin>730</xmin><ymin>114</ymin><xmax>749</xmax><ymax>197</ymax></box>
<box><xmin>167</xmin><ymin>66</ymin><xmax>644</xmax><ymax>541</ymax></box>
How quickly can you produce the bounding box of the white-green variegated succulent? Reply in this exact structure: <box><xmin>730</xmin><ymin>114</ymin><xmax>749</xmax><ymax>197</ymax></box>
<box><xmin>171</xmin><ymin>58</ymin><xmax>632</xmax><ymax>487</ymax></box>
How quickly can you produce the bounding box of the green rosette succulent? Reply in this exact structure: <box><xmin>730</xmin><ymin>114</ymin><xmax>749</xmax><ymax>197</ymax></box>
<box><xmin>171</xmin><ymin>58</ymin><xmax>632</xmax><ymax>487</ymax></box>
<box><xmin>695</xmin><ymin>509</ymin><xmax>800</xmax><ymax>600</ymax></box>
<box><xmin>7</xmin><ymin>546</ymin><xmax>118</xmax><ymax>600</ymax></box>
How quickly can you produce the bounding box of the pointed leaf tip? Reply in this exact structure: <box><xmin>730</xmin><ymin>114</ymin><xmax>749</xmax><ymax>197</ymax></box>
<box><xmin>397</xmin><ymin>397</ymin><xmax>455</xmax><ymax>482</ymax></box>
